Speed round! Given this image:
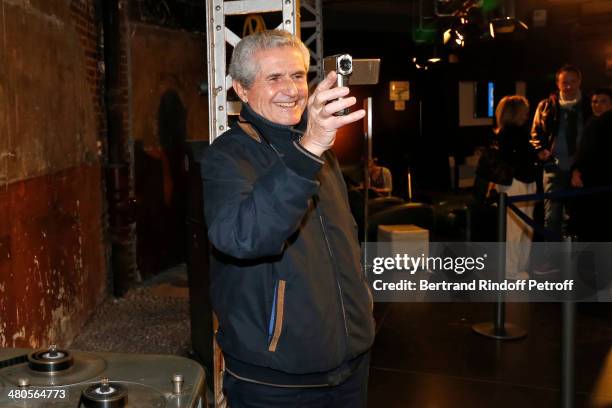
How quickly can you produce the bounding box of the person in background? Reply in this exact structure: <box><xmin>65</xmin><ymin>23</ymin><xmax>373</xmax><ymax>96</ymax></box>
<box><xmin>531</xmin><ymin>65</ymin><xmax>592</xmax><ymax>275</ymax></box>
<box><xmin>494</xmin><ymin>95</ymin><xmax>538</xmax><ymax>279</ymax></box>
<box><xmin>572</xmin><ymin>88</ymin><xmax>612</xmax><ymax>188</ymax></box>
<box><xmin>531</xmin><ymin>65</ymin><xmax>591</xmax><ymax>240</ymax></box>
<box><xmin>589</xmin><ymin>87</ymin><xmax>612</xmax><ymax>118</ymax></box>
<box><xmin>368</xmin><ymin>158</ymin><xmax>393</xmax><ymax>197</ymax></box>
<box><xmin>571</xmin><ymin>87</ymin><xmax>612</xmax><ymax>241</ymax></box>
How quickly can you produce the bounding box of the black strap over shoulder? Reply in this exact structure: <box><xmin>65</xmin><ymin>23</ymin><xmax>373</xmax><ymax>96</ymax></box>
<box><xmin>237</xmin><ymin>116</ymin><xmax>262</xmax><ymax>143</ymax></box>
<box><xmin>237</xmin><ymin>116</ymin><xmax>282</xmax><ymax>157</ymax></box>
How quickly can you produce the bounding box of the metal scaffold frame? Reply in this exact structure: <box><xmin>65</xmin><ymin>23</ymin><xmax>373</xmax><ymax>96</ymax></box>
<box><xmin>300</xmin><ymin>0</ymin><xmax>323</xmax><ymax>88</ymax></box>
<box><xmin>205</xmin><ymin>0</ymin><xmax>299</xmax><ymax>142</ymax></box>
<box><xmin>205</xmin><ymin>0</ymin><xmax>323</xmax><ymax>142</ymax></box>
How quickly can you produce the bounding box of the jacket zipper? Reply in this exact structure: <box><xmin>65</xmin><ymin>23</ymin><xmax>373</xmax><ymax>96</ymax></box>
<box><xmin>268</xmin><ymin>281</ymin><xmax>278</xmax><ymax>344</ymax></box>
<box><xmin>316</xmin><ymin>207</ymin><xmax>350</xmax><ymax>348</ymax></box>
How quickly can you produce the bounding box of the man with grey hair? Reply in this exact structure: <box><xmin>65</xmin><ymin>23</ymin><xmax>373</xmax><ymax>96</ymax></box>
<box><xmin>202</xmin><ymin>30</ymin><xmax>374</xmax><ymax>407</ymax></box>
<box><xmin>531</xmin><ymin>65</ymin><xmax>591</xmax><ymax>274</ymax></box>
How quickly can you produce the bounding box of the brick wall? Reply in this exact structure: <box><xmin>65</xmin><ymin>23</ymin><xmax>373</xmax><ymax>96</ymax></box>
<box><xmin>70</xmin><ymin>0</ymin><xmax>107</xmax><ymax>155</ymax></box>
<box><xmin>0</xmin><ymin>0</ymin><xmax>107</xmax><ymax>348</ymax></box>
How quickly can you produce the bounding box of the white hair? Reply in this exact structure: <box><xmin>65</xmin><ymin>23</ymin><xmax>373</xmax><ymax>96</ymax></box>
<box><xmin>229</xmin><ymin>30</ymin><xmax>310</xmax><ymax>88</ymax></box>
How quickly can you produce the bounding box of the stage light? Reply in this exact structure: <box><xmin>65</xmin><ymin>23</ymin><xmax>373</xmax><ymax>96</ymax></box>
<box><xmin>412</xmin><ymin>55</ymin><xmax>441</xmax><ymax>70</ymax></box>
<box><xmin>489</xmin><ymin>17</ymin><xmax>528</xmax><ymax>38</ymax></box>
<box><xmin>443</xmin><ymin>28</ymin><xmax>465</xmax><ymax>47</ymax></box>
<box><xmin>412</xmin><ymin>57</ymin><xmax>426</xmax><ymax>70</ymax></box>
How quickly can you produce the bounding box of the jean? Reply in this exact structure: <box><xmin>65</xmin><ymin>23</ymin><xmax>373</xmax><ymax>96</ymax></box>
<box><xmin>222</xmin><ymin>353</ymin><xmax>370</xmax><ymax>408</ymax></box>
<box><xmin>542</xmin><ymin>166</ymin><xmax>571</xmax><ymax>238</ymax></box>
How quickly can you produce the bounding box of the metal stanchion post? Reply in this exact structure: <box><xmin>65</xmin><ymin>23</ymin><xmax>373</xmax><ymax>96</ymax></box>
<box><xmin>473</xmin><ymin>192</ymin><xmax>527</xmax><ymax>339</ymax></box>
<box><xmin>362</xmin><ymin>98</ymin><xmax>372</xmax><ymax>270</ymax></box>
<box><xmin>495</xmin><ymin>192</ymin><xmax>507</xmax><ymax>334</ymax></box>
<box><xmin>561</xmin><ymin>236</ymin><xmax>575</xmax><ymax>408</ymax></box>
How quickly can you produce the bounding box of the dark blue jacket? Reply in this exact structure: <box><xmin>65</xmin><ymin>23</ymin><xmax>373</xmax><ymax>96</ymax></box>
<box><xmin>202</xmin><ymin>104</ymin><xmax>374</xmax><ymax>386</ymax></box>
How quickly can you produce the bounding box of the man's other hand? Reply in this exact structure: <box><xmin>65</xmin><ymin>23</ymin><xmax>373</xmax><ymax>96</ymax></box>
<box><xmin>571</xmin><ymin>169</ymin><xmax>583</xmax><ymax>188</ymax></box>
<box><xmin>537</xmin><ymin>149</ymin><xmax>552</xmax><ymax>161</ymax></box>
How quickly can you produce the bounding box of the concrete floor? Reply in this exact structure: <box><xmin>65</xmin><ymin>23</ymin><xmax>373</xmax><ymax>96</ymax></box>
<box><xmin>369</xmin><ymin>302</ymin><xmax>612</xmax><ymax>407</ymax></box>
<box><xmin>71</xmin><ymin>264</ymin><xmax>191</xmax><ymax>356</ymax></box>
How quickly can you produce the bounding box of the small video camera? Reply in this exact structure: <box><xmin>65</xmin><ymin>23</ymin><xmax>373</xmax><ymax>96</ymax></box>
<box><xmin>333</xmin><ymin>54</ymin><xmax>354</xmax><ymax>85</ymax></box>
<box><xmin>323</xmin><ymin>54</ymin><xmax>380</xmax><ymax>116</ymax></box>
<box><xmin>323</xmin><ymin>54</ymin><xmax>353</xmax><ymax>116</ymax></box>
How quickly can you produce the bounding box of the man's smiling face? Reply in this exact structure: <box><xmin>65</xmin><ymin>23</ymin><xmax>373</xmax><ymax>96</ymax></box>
<box><xmin>234</xmin><ymin>46</ymin><xmax>308</xmax><ymax>125</ymax></box>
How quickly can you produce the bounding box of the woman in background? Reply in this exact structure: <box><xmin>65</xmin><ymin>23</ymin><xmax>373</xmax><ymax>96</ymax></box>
<box><xmin>495</xmin><ymin>95</ymin><xmax>538</xmax><ymax>279</ymax></box>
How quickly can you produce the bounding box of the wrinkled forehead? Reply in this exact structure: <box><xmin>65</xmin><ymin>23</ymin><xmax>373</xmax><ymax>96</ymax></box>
<box><xmin>252</xmin><ymin>46</ymin><xmax>307</xmax><ymax>73</ymax></box>
<box><xmin>557</xmin><ymin>71</ymin><xmax>581</xmax><ymax>83</ymax></box>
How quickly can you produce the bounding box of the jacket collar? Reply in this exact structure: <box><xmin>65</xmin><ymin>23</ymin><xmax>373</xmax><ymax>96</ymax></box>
<box><xmin>239</xmin><ymin>103</ymin><xmax>307</xmax><ymax>144</ymax></box>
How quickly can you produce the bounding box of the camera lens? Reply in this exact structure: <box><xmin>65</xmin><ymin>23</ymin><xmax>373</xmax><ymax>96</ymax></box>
<box><xmin>339</xmin><ymin>58</ymin><xmax>352</xmax><ymax>73</ymax></box>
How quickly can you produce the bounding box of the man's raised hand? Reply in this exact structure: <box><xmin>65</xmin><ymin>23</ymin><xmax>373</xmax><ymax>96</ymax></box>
<box><xmin>300</xmin><ymin>71</ymin><xmax>366</xmax><ymax>156</ymax></box>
